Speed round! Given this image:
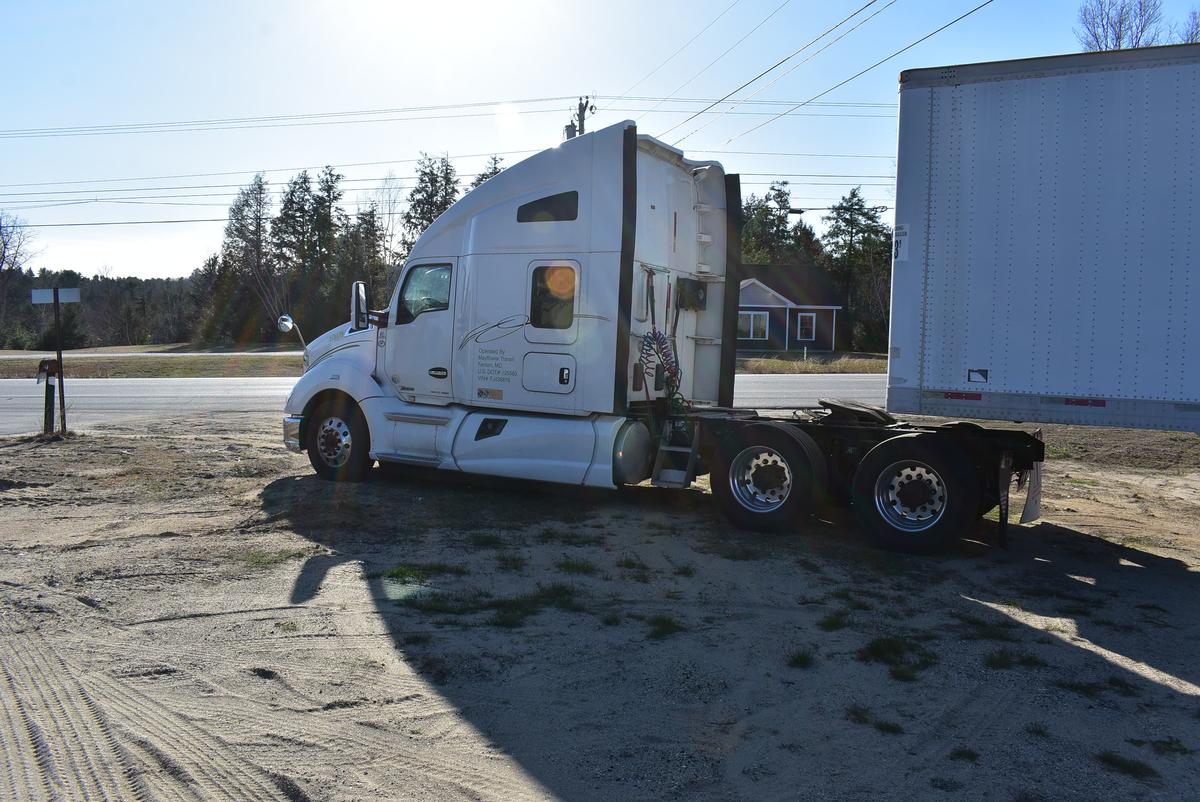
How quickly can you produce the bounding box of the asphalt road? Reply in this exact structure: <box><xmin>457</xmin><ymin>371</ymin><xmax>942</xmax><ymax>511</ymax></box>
<box><xmin>0</xmin><ymin>374</ymin><xmax>887</xmax><ymax>436</ymax></box>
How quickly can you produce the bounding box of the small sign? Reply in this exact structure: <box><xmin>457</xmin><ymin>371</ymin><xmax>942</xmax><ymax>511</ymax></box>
<box><xmin>967</xmin><ymin>368</ymin><xmax>990</xmax><ymax>383</ymax></box>
<box><xmin>32</xmin><ymin>288</ymin><xmax>81</xmax><ymax>305</ymax></box>
<box><xmin>892</xmin><ymin>224</ymin><xmax>910</xmax><ymax>262</ymax></box>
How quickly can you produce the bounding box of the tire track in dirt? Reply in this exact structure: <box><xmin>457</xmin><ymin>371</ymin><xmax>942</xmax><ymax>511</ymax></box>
<box><xmin>2</xmin><ymin>593</ymin><xmax>295</xmax><ymax>802</ymax></box>
<box><xmin>0</xmin><ymin>655</ymin><xmax>60</xmax><ymax>802</ymax></box>
<box><xmin>82</xmin><ymin>672</ymin><xmax>291</xmax><ymax>802</ymax></box>
<box><xmin>0</xmin><ymin>608</ymin><xmax>145</xmax><ymax>801</ymax></box>
<box><xmin>173</xmin><ymin>685</ymin><xmax>543</xmax><ymax>800</ymax></box>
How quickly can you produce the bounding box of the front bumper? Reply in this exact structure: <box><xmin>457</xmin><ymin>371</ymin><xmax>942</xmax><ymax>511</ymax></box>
<box><xmin>283</xmin><ymin>415</ymin><xmax>304</xmax><ymax>452</ymax></box>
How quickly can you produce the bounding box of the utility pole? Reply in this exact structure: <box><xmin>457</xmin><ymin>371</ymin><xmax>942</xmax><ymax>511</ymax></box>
<box><xmin>564</xmin><ymin>96</ymin><xmax>595</xmax><ymax>140</ymax></box>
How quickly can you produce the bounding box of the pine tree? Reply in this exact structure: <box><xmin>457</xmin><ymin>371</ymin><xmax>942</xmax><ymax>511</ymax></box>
<box><xmin>400</xmin><ymin>154</ymin><xmax>460</xmax><ymax>258</ymax></box>
<box><xmin>469</xmin><ymin>155</ymin><xmax>504</xmax><ymax>189</ymax></box>
<box><xmin>222</xmin><ymin>174</ymin><xmax>281</xmax><ymax>327</ymax></box>
<box><xmin>823</xmin><ymin>188</ymin><xmax>892</xmax><ymax>352</ymax></box>
<box><xmin>741</xmin><ymin>182</ymin><xmax>822</xmax><ymax>266</ymax></box>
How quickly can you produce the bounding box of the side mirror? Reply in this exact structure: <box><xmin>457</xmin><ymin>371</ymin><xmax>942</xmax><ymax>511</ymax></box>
<box><xmin>277</xmin><ymin>314</ymin><xmax>306</xmax><ymax>347</ymax></box>
<box><xmin>350</xmin><ymin>281</ymin><xmax>368</xmax><ymax>331</ymax></box>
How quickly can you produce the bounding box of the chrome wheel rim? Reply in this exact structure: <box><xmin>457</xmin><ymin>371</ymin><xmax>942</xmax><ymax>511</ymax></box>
<box><xmin>728</xmin><ymin>446</ymin><xmax>792</xmax><ymax>513</ymax></box>
<box><xmin>874</xmin><ymin>460</ymin><xmax>947</xmax><ymax>532</ymax></box>
<box><xmin>316</xmin><ymin>416</ymin><xmax>353</xmax><ymax>468</ymax></box>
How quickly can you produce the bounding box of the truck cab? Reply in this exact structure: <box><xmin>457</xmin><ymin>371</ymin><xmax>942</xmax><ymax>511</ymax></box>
<box><xmin>284</xmin><ymin>120</ymin><xmax>736</xmax><ymax>489</ymax></box>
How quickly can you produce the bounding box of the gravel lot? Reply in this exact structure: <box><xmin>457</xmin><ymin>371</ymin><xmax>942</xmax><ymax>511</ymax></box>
<box><xmin>1</xmin><ymin>414</ymin><xmax>1198</xmax><ymax>801</ymax></box>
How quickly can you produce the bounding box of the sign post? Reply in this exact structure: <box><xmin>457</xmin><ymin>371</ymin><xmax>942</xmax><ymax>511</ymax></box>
<box><xmin>31</xmin><ymin>287</ymin><xmax>80</xmax><ymax>435</ymax></box>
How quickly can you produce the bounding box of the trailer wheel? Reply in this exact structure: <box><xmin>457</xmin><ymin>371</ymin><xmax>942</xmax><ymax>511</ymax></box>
<box><xmin>306</xmin><ymin>396</ymin><xmax>372</xmax><ymax>482</ymax></box>
<box><xmin>852</xmin><ymin>434</ymin><xmax>978</xmax><ymax>552</ymax></box>
<box><xmin>711</xmin><ymin>429</ymin><xmax>814</xmax><ymax>532</ymax></box>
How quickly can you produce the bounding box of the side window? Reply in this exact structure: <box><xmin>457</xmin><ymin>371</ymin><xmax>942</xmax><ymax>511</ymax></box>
<box><xmin>397</xmin><ymin>265</ymin><xmax>451</xmax><ymax>324</ymax></box>
<box><xmin>517</xmin><ymin>191</ymin><xmax>578</xmax><ymax>223</ymax></box>
<box><xmin>529</xmin><ymin>265</ymin><xmax>576</xmax><ymax>329</ymax></box>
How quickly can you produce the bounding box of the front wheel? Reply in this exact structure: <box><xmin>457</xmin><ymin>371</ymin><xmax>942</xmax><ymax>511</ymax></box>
<box><xmin>710</xmin><ymin>429</ymin><xmax>815</xmax><ymax>532</ymax></box>
<box><xmin>306</xmin><ymin>396</ymin><xmax>372</xmax><ymax>481</ymax></box>
<box><xmin>852</xmin><ymin>434</ymin><xmax>979</xmax><ymax>553</ymax></box>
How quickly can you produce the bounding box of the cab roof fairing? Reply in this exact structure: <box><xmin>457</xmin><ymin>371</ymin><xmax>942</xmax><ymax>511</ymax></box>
<box><xmin>401</xmin><ymin>122</ymin><xmax>631</xmax><ymax>265</ymax></box>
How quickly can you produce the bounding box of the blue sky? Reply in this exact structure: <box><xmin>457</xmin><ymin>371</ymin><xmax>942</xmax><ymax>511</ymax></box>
<box><xmin>4</xmin><ymin>0</ymin><xmax>1197</xmax><ymax>278</ymax></box>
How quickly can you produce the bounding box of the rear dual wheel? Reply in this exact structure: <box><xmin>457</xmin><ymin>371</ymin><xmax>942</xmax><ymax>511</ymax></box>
<box><xmin>711</xmin><ymin>428</ymin><xmax>816</xmax><ymax>532</ymax></box>
<box><xmin>852</xmin><ymin>434</ymin><xmax>978</xmax><ymax>553</ymax></box>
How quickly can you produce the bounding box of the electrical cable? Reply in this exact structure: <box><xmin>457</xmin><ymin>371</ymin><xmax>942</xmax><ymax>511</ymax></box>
<box><xmin>674</xmin><ymin>0</ymin><xmax>899</xmax><ymax>144</ymax></box>
<box><xmin>656</xmin><ymin>0</ymin><xmax>881</xmax><ymax>140</ymax></box>
<box><xmin>632</xmin><ymin>0</ymin><xmax>793</xmax><ymax>121</ymax></box>
<box><xmin>724</xmin><ymin>0</ymin><xmax>998</xmax><ymax>144</ymax></box>
<box><xmin>614</xmin><ymin>0</ymin><xmax>743</xmax><ymax>100</ymax></box>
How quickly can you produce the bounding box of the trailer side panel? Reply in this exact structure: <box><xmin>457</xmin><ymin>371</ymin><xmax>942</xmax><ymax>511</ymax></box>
<box><xmin>887</xmin><ymin>44</ymin><xmax>1200</xmax><ymax>432</ymax></box>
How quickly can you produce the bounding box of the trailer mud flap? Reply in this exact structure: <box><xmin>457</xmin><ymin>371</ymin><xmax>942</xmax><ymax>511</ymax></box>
<box><xmin>1018</xmin><ymin>431</ymin><xmax>1043</xmax><ymax>524</ymax></box>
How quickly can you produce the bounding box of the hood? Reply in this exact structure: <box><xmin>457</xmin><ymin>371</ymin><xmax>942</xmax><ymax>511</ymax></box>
<box><xmin>303</xmin><ymin>322</ymin><xmax>374</xmax><ymax>373</ymax></box>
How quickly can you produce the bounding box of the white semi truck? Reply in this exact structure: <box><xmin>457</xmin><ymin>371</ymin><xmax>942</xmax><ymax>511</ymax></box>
<box><xmin>281</xmin><ymin>43</ymin><xmax>1198</xmax><ymax>551</ymax></box>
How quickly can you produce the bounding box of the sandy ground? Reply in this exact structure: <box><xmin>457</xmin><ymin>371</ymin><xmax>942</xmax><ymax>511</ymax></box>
<box><xmin>1</xmin><ymin>415</ymin><xmax>1199</xmax><ymax>801</ymax></box>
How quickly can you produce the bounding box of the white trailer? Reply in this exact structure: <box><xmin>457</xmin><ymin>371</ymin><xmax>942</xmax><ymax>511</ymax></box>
<box><xmin>888</xmin><ymin>43</ymin><xmax>1200</xmax><ymax>433</ymax></box>
<box><xmin>281</xmin><ymin>119</ymin><xmax>1043</xmax><ymax>552</ymax></box>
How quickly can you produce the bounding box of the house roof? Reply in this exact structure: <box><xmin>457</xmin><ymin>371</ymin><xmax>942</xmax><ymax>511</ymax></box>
<box><xmin>739</xmin><ymin>263</ymin><xmax>843</xmax><ymax>308</ymax></box>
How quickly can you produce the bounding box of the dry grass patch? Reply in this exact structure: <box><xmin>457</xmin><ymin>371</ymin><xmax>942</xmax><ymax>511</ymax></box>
<box><xmin>736</xmin><ymin>353</ymin><xmax>886</xmax><ymax>374</ymax></box>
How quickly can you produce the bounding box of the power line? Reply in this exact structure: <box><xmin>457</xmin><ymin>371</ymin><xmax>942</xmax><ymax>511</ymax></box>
<box><xmin>4</xmin><ymin>91</ymin><xmax>896</xmax><ymax>140</ymax></box>
<box><xmin>632</xmin><ymin>0</ymin><xmax>793</xmax><ymax>121</ymax></box>
<box><xmin>726</xmin><ymin>0</ymin><xmax>998</xmax><ymax>144</ymax></box>
<box><xmin>0</xmin><ymin>148</ymin><xmax>893</xmax><ymax>191</ymax></box>
<box><xmin>5</xmin><ymin>177</ymin><xmax>894</xmax><ymax>206</ymax></box>
<box><xmin>676</xmin><ymin>0</ymin><xmax>899</xmax><ymax>144</ymax></box>
<box><xmin>14</xmin><ymin>218</ymin><xmax>229</xmax><ymax>228</ymax></box>
<box><xmin>657</xmin><ymin>0</ymin><xmax>881</xmax><ymax>141</ymax></box>
<box><xmin>0</xmin><ymin>96</ymin><xmax>580</xmax><ymax>137</ymax></box>
<box><xmin>0</xmin><ymin>150</ymin><xmax>538</xmax><ymax>189</ymax></box>
<box><xmin>615</xmin><ymin>0</ymin><xmax>743</xmax><ymax>99</ymax></box>
<box><xmin>1</xmin><ymin>103</ymin><xmax>896</xmax><ymax>140</ymax></box>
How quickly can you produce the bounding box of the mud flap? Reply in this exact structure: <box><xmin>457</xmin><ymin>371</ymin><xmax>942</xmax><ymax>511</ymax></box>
<box><xmin>1018</xmin><ymin>429</ymin><xmax>1043</xmax><ymax>524</ymax></box>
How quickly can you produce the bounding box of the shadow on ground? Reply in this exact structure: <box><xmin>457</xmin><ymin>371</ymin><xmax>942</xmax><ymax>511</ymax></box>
<box><xmin>260</xmin><ymin>467</ymin><xmax>1200</xmax><ymax>800</ymax></box>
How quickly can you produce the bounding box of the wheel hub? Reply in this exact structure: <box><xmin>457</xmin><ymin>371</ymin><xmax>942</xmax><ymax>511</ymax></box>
<box><xmin>729</xmin><ymin>446</ymin><xmax>793</xmax><ymax>513</ymax></box>
<box><xmin>874</xmin><ymin>460</ymin><xmax>948</xmax><ymax>532</ymax></box>
<box><xmin>316</xmin><ymin>416</ymin><xmax>352</xmax><ymax>468</ymax></box>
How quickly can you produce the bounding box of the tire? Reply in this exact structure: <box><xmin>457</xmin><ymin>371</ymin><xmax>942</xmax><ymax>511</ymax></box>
<box><xmin>305</xmin><ymin>396</ymin><xmax>372</xmax><ymax>482</ymax></box>
<box><xmin>711</xmin><ymin>428</ymin><xmax>815</xmax><ymax>532</ymax></box>
<box><xmin>852</xmin><ymin>434</ymin><xmax>980</xmax><ymax>553</ymax></box>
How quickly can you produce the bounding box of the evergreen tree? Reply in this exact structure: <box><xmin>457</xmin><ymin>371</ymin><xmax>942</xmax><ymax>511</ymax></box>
<box><xmin>823</xmin><ymin>188</ymin><xmax>893</xmax><ymax>352</ymax></box>
<box><xmin>741</xmin><ymin>182</ymin><xmax>822</xmax><ymax>266</ymax></box>
<box><xmin>469</xmin><ymin>155</ymin><xmax>504</xmax><ymax>189</ymax></box>
<box><xmin>333</xmin><ymin>205</ymin><xmax>389</xmax><ymax>309</ymax></box>
<box><xmin>222</xmin><ymin>174</ymin><xmax>281</xmax><ymax>331</ymax></box>
<box><xmin>400</xmin><ymin>154</ymin><xmax>459</xmax><ymax>258</ymax></box>
<box><xmin>272</xmin><ymin>171</ymin><xmax>315</xmax><ymax>331</ymax></box>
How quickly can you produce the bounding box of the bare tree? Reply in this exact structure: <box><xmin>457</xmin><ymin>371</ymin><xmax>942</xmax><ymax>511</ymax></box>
<box><xmin>0</xmin><ymin>211</ymin><xmax>34</xmax><ymax>334</ymax></box>
<box><xmin>1076</xmin><ymin>0</ymin><xmax>1164</xmax><ymax>50</ymax></box>
<box><xmin>1178</xmin><ymin>9</ymin><xmax>1200</xmax><ymax>42</ymax></box>
<box><xmin>373</xmin><ymin>172</ymin><xmax>405</xmax><ymax>265</ymax></box>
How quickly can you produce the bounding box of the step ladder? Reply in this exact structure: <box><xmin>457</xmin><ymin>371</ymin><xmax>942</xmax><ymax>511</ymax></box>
<box><xmin>651</xmin><ymin>420</ymin><xmax>699</xmax><ymax>488</ymax></box>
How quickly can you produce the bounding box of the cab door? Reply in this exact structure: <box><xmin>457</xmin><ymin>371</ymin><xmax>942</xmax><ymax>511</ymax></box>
<box><xmin>388</xmin><ymin>260</ymin><xmax>455</xmax><ymax>404</ymax></box>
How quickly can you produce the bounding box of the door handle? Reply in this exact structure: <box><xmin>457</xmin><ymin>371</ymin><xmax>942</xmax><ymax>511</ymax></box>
<box><xmin>428</xmin><ymin>367</ymin><xmax>448</xmax><ymax>379</ymax></box>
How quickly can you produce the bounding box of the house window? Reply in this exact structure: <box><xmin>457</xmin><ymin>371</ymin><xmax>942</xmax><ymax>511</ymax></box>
<box><xmin>530</xmin><ymin>265</ymin><xmax>576</xmax><ymax>329</ymax></box>
<box><xmin>517</xmin><ymin>191</ymin><xmax>579</xmax><ymax>223</ymax></box>
<box><xmin>738</xmin><ymin>311</ymin><xmax>768</xmax><ymax>340</ymax></box>
<box><xmin>795</xmin><ymin>312</ymin><xmax>816</xmax><ymax>341</ymax></box>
